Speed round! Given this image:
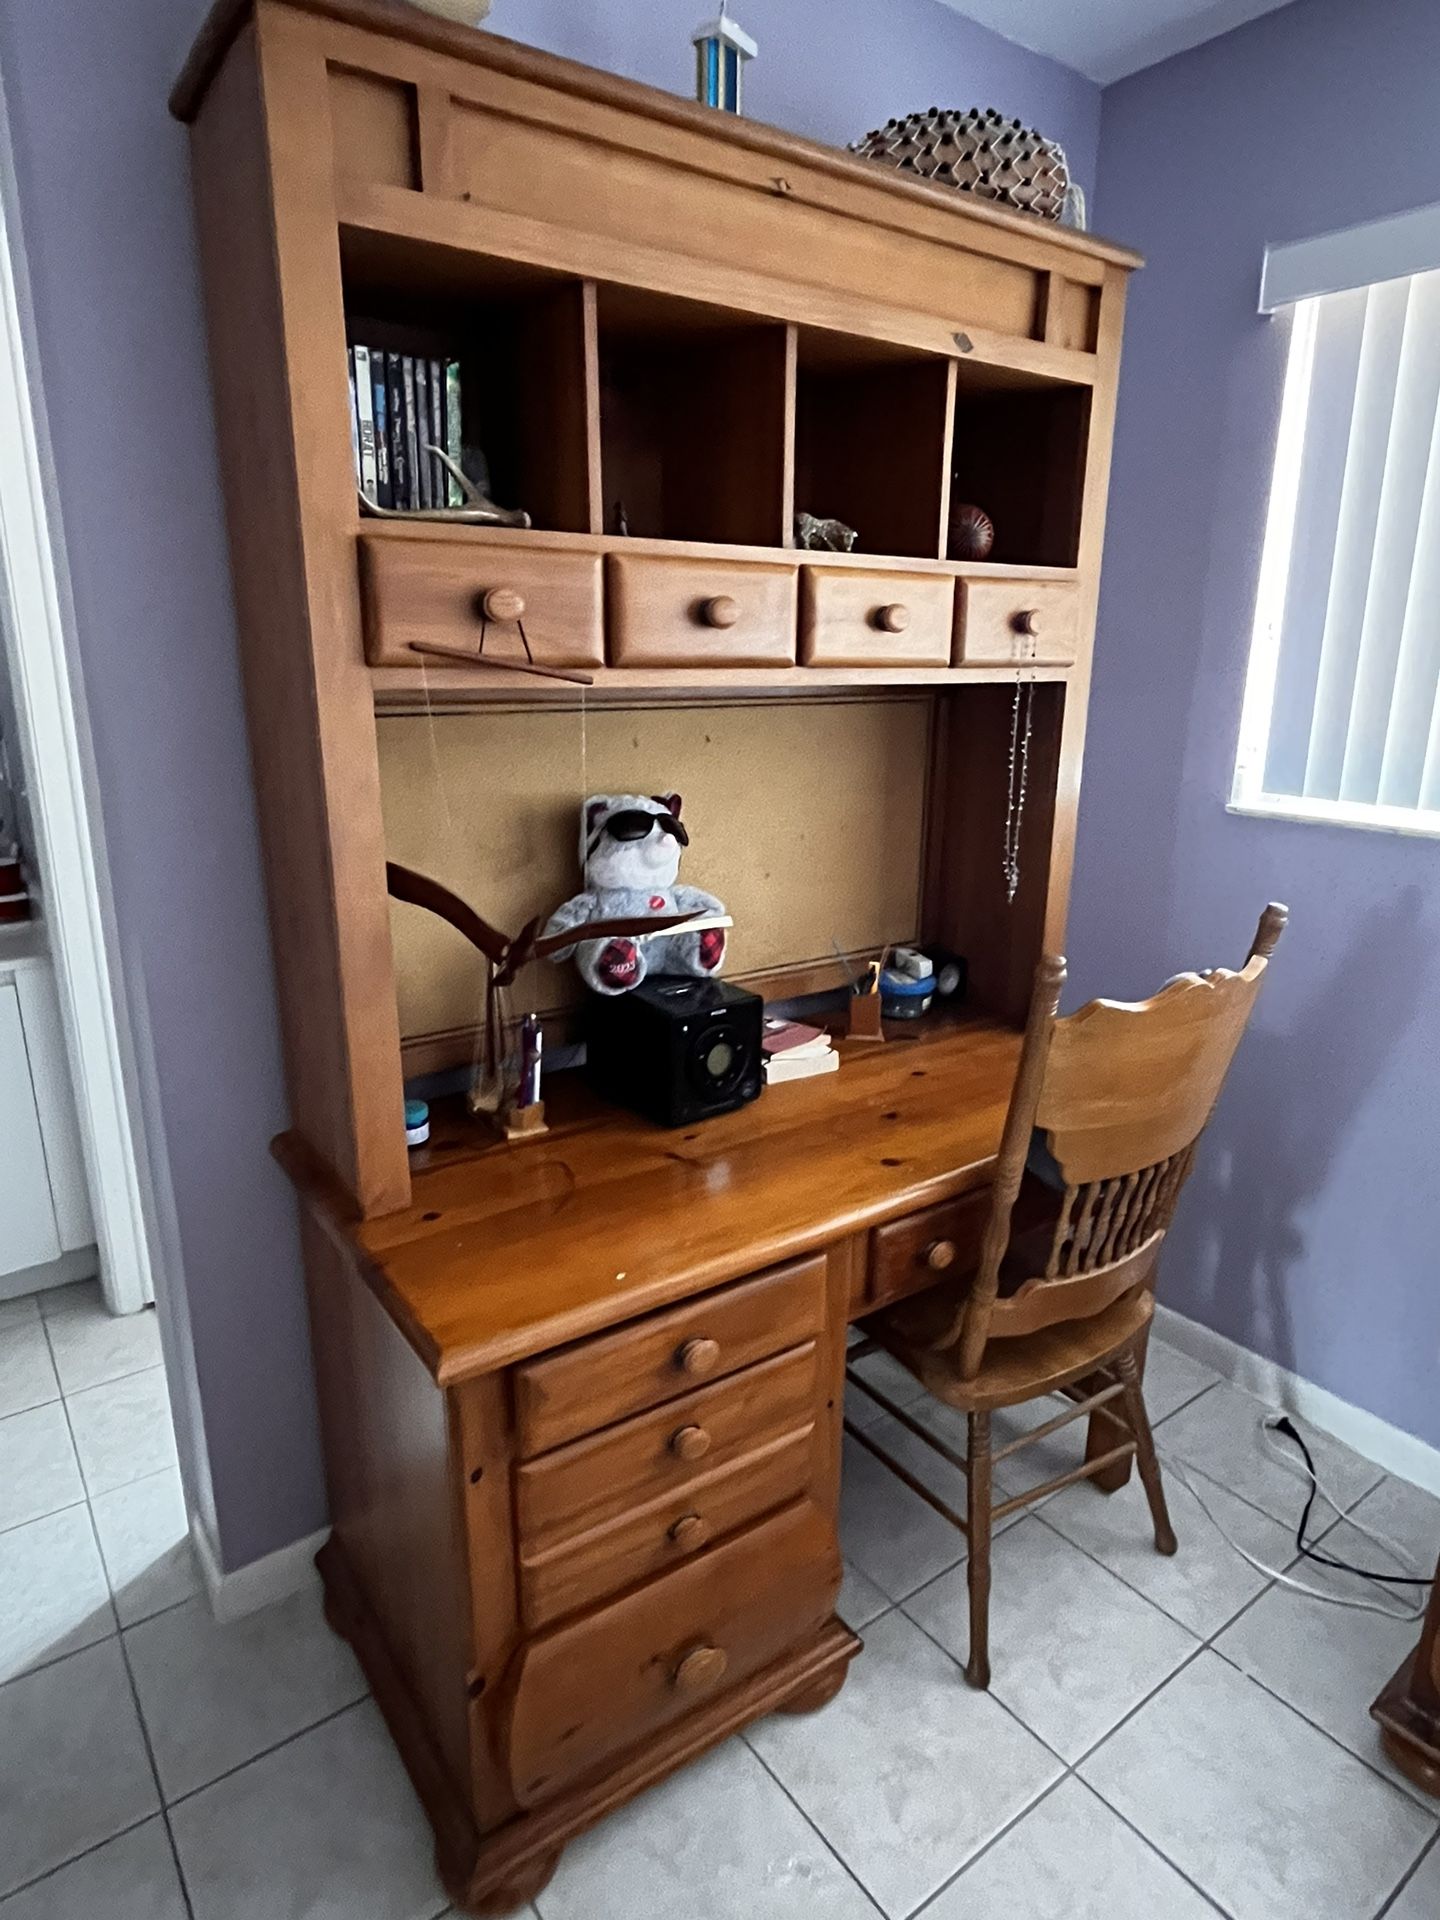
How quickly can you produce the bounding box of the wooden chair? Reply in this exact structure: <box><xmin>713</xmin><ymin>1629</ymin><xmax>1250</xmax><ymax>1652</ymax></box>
<box><xmin>848</xmin><ymin>903</ymin><xmax>1288</xmax><ymax>1688</ymax></box>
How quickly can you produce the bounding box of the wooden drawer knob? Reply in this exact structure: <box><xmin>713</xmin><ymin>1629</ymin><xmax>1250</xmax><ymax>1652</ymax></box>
<box><xmin>924</xmin><ymin>1239</ymin><xmax>957</xmax><ymax>1271</ymax></box>
<box><xmin>668</xmin><ymin>1512</ymin><xmax>710</xmax><ymax>1552</ymax></box>
<box><xmin>479</xmin><ymin>587</ymin><xmax>526</xmax><ymax>623</ymax></box>
<box><xmin>672</xmin><ymin>1644</ymin><xmax>728</xmax><ymax>1691</ymax></box>
<box><xmin>670</xmin><ymin>1423</ymin><xmax>712</xmax><ymax>1461</ymax></box>
<box><xmin>676</xmin><ymin>1337</ymin><xmax>720</xmax><ymax>1377</ymax></box>
<box><xmin>1011</xmin><ymin>608</ymin><xmax>1043</xmax><ymax>637</ymax></box>
<box><xmin>872</xmin><ymin>603</ymin><xmax>911</xmax><ymax>634</ymax></box>
<box><xmin>699</xmin><ymin>595</ymin><xmax>740</xmax><ymax>629</ymax></box>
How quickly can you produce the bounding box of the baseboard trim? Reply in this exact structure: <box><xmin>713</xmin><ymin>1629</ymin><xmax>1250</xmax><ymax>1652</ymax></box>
<box><xmin>191</xmin><ymin>1513</ymin><xmax>329</xmax><ymax>1624</ymax></box>
<box><xmin>1154</xmin><ymin>1304</ymin><xmax>1440</xmax><ymax>1501</ymax></box>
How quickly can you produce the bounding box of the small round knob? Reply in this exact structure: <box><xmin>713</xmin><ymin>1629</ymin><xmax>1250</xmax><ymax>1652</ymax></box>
<box><xmin>676</xmin><ymin>1337</ymin><xmax>720</xmax><ymax>1377</ymax></box>
<box><xmin>872</xmin><ymin>603</ymin><xmax>911</xmax><ymax>634</ymax></box>
<box><xmin>480</xmin><ymin>587</ymin><xmax>526</xmax><ymax>623</ymax></box>
<box><xmin>1011</xmin><ymin>608</ymin><xmax>1043</xmax><ymax>637</ymax></box>
<box><xmin>699</xmin><ymin>595</ymin><xmax>740</xmax><ymax>629</ymax></box>
<box><xmin>924</xmin><ymin>1239</ymin><xmax>957</xmax><ymax>1271</ymax></box>
<box><xmin>672</xmin><ymin>1644</ymin><xmax>728</xmax><ymax>1691</ymax></box>
<box><xmin>670</xmin><ymin>1424</ymin><xmax>712</xmax><ymax>1462</ymax></box>
<box><xmin>668</xmin><ymin>1512</ymin><xmax>710</xmax><ymax>1552</ymax></box>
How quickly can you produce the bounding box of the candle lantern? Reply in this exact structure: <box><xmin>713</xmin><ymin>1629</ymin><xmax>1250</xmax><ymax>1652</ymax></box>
<box><xmin>692</xmin><ymin>6</ymin><xmax>756</xmax><ymax>114</ymax></box>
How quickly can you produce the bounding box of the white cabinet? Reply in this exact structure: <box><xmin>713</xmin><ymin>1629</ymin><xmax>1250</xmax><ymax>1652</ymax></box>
<box><xmin>0</xmin><ymin>929</ymin><xmax>94</xmax><ymax>1285</ymax></box>
<box><xmin>0</xmin><ymin>979</ymin><xmax>62</xmax><ymax>1271</ymax></box>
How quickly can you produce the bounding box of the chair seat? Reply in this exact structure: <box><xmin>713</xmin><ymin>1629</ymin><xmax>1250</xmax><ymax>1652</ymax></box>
<box><xmin>877</xmin><ymin>1285</ymin><xmax>1155</xmax><ymax>1414</ymax></box>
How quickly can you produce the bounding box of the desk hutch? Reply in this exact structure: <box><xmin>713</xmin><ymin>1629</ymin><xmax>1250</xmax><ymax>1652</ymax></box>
<box><xmin>173</xmin><ymin>4</ymin><xmax>1140</xmax><ymax>1908</ymax></box>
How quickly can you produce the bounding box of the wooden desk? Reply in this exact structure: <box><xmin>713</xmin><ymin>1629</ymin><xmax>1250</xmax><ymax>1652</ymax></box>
<box><xmin>284</xmin><ymin>1013</ymin><xmax>1021</xmax><ymax>1914</ymax></box>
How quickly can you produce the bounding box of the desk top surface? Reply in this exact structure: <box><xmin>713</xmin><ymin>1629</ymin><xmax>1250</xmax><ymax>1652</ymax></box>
<box><xmin>312</xmin><ymin>1012</ymin><xmax>1020</xmax><ymax>1383</ymax></box>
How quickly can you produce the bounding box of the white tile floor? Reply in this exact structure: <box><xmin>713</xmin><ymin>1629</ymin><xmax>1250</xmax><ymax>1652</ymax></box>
<box><xmin>2</xmin><ymin>1287</ymin><xmax>1437</xmax><ymax>1920</ymax></box>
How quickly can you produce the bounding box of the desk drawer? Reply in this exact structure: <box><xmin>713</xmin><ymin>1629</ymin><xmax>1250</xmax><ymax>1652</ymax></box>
<box><xmin>799</xmin><ymin>567</ymin><xmax>954</xmax><ymax>668</ymax></box>
<box><xmin>868</xmin><ymin>1188</ymin><xmax>992</xmax><ymax>1311</ymax></box>
<box><xmin>507</xmin><ymin>1498</ymin><xmax>837</xmax><ymax>1806</ymax></box>
<box><xmin>519</xmin><ymin>1426</ymin><xmax>814</xmax><ymax>1629</ymax></box>
<box><xmin>514</xmin><ymin>1254</ymin><xmax>827</xmax><ymax>1456</ymax></box>
<box><xmin>955</xmin><ymin>579</ymin><xmax>1080</xmax><ymax>667</ymax></box>
<box><xmin>607</xmin><ymin>554</ymin><xmax>796</xmax><ymax>667</ymax></box>
<box><xmin>359</xmin><ymin>533</ymin><xmax>604</xmax><ymax>670</ymax></box>
<box><xmin>515</xmin><ymin>1342</ymin><xmax>817</xmax><ymax>1552</ymax></box>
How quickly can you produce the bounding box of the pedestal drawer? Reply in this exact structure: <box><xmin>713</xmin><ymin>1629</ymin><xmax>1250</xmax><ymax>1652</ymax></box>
<box><xmin>867</xmin><ymin>1188</ymin><xmax>992</xmax><ymax>1311</ymax></box>
<box><xmin>955</xmin><ymin>578</ymin><xmax>1080</xmax><ymax>667</ymax></box>
<box><xmin>519</xmin><ymin>1425</ymin><xmax>814</xmax><ymax>1629</ymax></box>
<box><xmin>507</xmin><ymin>1499</ymin><xmax>838</xmax><ymax>1806</ymax></box>
<box><xmin>514</xmin><ymin>1254</ymin><xmax>827</xmax><ymax>1456</ymax></box>
<box><xmin>800</xmin><ymin>567</ymin><xmax>954</xmax><ymax>667</ymax></box>
<box><xmin>358</xmin><ymin>532</ymin><xmax>604</xmax><ymax>670</ymax></box>
<box><xmin>515</xmin><ymin>1342</ymin><xmax>817</xmax><ymax>1551</ymax></box>
<box><xmin>607</xmin><ymin>553</ymin><xmax>796</xmax><ymax>667</ymax></box>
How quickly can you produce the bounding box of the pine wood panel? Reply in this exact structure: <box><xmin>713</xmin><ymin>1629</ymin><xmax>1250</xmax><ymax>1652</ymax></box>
<box><xmin>514</xmin><ymin>1343</ymin><xmax>818</xmax><ymax>1551</ymax></box>
<box><xmin>360</xmin><ymin>534</ymin><xmax>604</xmax><ymax>670</ymax></box>
<box><xmin>800</xmin><ymin>567</ymin><xmax>955</xmax><ymax>668</ymax></box>
<box><xmin>518</xmin><ymin>1427</ymin><xmax>815</xmax><ymax>1629</ymax></box>
<box><xmin>505</xmin><ymin>1499</ymin><xmax>838</xmax><ymax>1807</ymax></box>
<box><xmin>513</xmin><ymin>1255</ymin><xmax>826</xmax><ymax>1456</ymax></box>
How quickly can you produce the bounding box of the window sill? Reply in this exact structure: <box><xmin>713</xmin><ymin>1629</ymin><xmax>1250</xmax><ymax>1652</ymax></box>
<box><xmin>1227</xmin><ymin>792</ymin><xmax>1440</xmax><ymax>841</ymax></box>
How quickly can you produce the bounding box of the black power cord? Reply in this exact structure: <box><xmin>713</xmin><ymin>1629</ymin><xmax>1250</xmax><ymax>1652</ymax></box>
<box><xmin>1270</xmin><ymin>1415</ymin><xmax>1431</xmax><ymax>1591</ymax></box>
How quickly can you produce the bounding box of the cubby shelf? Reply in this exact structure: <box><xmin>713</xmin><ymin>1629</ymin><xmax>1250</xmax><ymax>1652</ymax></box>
<box><xmin>342</xmin><ymin>239</ymin><xmax>1093</xmax><ymax>574</ymax></box>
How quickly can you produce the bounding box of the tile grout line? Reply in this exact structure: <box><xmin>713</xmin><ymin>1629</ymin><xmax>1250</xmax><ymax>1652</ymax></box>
<box><xmin>1083</xmin><ymin>1783</ymin><xmax>1238</xmax><ymax>1918</ymax></box>
<box><xmin>161</xmin><ymin>1692</ymin><xmax>372</xmax><ymax>1815</ymax></box>
<box><xmin>1375</xmin><ymin>1823</ymin><xmax>1440</xmax><ymax>1920</ymax></box>
<box><xmin>0</xmin><ymin>1808</ymin><xmax>168</xmax><ymax>1910</ymax></box>
<box><xmin>904</xmin><ymin>1769</ymin><xmax>1075</xmax><ymax>1920</ymax></box>
<box><xmin>1204</xmin><ymin>1641</ymin><xmax>1440</xmax><ymax>1815</ymax></box>
<box><xmin>113</xmin><ymin>1621</ymin><xmax>198</xmax><ymax>1920</ymax></box>
<box><xmin>734</xmin><ymin>1734</ymin><xmax>888</xmax><ymax>1917</ymax></box>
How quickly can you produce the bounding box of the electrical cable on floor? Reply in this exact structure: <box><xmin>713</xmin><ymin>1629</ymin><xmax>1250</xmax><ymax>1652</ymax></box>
<box><xmin>1154</xmin><ymin>1413</ymin><xmax>1432</xmax><ymax>1624</ymax></box>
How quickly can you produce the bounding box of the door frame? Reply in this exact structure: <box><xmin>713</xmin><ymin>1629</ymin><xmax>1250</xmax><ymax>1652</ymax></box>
<box><xmin>0</xmin><ymin>86</ymin><xmax>156</xmax><ymax>1316</ymax></box>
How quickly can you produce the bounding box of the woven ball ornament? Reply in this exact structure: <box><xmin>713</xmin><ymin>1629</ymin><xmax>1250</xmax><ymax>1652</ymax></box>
<box><xmin>851</xmin><ymin>107</ymin><xmax>1071</xmax><ymax>223</ymax></box>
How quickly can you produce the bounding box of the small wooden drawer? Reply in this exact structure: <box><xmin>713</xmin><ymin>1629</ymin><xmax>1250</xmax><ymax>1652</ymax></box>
<box><xmin>507</xmin><ymin>1498</ymin><xmax>838</xmax><ymax>1806</ymax></box>
<box><xmin>358</xmin><ymin>533</ymin><xmax>605</xmax><ymax>670</ymax></box>
<box><xmin>514</xmin><ymin>1254</ymin><xmax>826</xmax><ymax>1456</ymax></box>
<box><xmin>955</xmin><ymin>579</ymin><xmax>1080</xmax><ymax>667</ymax></box>
<box><xmin>607</xmin><ymin>554</ymin><xmax>797</xmax><ymax>667</ymax></box>
<box><xmin>799</xmin><ymin>567</ymin><xmax>954</xmax><ymax>668</ymax></box>
<box><xmin>867</xmin><ymin>1187</ymin><xmax>992</xmax><ymax>1311</ymax></box>
<box><xmin>516</xmin><ymin>1342</ymin><xmax>817</xmax><ymax>1553</ymax></box>
<box><xmin>519</xmin><ymin>1426</ymin><xmax>814</xmax><ymax>1628</ymax></box>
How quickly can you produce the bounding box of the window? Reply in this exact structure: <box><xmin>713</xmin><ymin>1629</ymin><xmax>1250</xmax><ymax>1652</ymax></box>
<box><xmin>1234</xmin><ymin>206</ymin><xmax>1440</xmax><ymax>836</ymax></box>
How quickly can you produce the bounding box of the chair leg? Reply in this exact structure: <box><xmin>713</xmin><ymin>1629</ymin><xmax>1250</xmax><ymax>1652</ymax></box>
<box><xmin>965</xmin><ymin>1410</ymin><xmax>993</xmax><ymax>1690</ymax></box>
<box><xmin>1116</xmin><ymin>1346</ymin><xmax>1178</xmax><ymax>1556</ymax></box>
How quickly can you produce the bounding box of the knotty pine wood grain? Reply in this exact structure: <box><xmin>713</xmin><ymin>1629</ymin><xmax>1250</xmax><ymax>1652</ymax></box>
<box><xmin>285</xmin><ymin>1013</ymin><xmax>1024</xmax><ymax>1381</ymax></box>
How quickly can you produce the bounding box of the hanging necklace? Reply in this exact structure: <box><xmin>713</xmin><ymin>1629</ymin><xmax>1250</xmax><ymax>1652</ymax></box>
<box><xmin>1002</xmin><ymin>628</ymin><xmax>1037</xmax><ymax>905</ymax></box>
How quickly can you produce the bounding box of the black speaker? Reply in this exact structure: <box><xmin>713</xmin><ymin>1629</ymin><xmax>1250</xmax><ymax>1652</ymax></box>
<box><xmin>586</xmin><ymin>975</ymin><xmax>764</xmax><ymax>1128</ymax></box>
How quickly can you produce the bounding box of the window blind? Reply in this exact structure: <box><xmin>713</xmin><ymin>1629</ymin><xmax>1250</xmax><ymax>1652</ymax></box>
<box><xmin>1240</xmin><ymin>268</ymin><xmax>1440</xmax><ymax>819</ymax></box>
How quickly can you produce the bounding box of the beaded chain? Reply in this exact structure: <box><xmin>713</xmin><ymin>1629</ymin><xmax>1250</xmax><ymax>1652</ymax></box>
<box><xmin>1003</xmin><ymin>630</ymin><xmax>1038</xmax><ymax>905</ymax></box>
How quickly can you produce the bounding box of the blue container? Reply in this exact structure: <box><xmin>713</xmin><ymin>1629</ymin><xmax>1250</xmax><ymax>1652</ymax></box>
<box><xmin>879</xmin><ymin>969</ymin><xmax>934</xmax><ymax>1020</ymax></box>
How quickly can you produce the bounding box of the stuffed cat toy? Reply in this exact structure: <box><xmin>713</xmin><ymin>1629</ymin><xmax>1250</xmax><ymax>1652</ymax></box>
<box><xmin>542</xmin><ymin>793</ymin><xmax>727</xmax><ymax>995</ymax></box>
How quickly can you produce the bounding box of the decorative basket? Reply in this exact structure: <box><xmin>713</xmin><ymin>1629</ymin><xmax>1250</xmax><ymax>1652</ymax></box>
<box><xmin>851</xmin><ymin>107</ymin><xmax>1072</xmax><ymax>224</ymax></box>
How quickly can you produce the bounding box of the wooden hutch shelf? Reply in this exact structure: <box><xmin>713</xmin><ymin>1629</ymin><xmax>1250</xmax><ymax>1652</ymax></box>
<box><xmin>174</xmin><ymin>1</ymin><xmax>1138</xmax><ymax>1909</ymax></box>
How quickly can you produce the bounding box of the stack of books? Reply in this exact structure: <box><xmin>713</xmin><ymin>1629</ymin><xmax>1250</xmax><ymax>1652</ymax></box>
<box><xmin>347</xmin><ymin>343</ymin><xmax>464</xmax><ymax>512</ymax></box>
<box><xmin>763</xmin><ymin>1019</ymin><xmax>839</xmax><ymax>1085</ymax></box>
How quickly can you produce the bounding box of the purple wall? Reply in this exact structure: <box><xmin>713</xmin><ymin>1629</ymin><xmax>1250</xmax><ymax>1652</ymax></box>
<box><xmin>498</xmin><ymin>0</ymin><xmax>1099</xmax><ymax>182</ymax></box>
<box><xmin>0</xmin><ymin>0</ymin><xmax>1097</xmax><ymax>1569</ymax></box>
<box><xmin>1074</xmin><ymin>0</ymin><xmax>1440</xmax><ymax>1448</ymax></box>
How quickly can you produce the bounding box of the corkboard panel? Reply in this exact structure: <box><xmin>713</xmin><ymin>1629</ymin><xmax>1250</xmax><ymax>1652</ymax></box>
<box><xmin>377</xmin><ymin>699</ymin><xmax>931</xmax><ymax>1041</ymax></box>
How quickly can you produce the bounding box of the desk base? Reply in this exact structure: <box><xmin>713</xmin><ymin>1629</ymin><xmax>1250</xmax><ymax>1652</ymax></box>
<box><xmin>318</xmin><ymin>1533</ymin><xmax>862</xmax><ymax>1917</ymax></box>
<box><xmin>1372</xmin><ymin>1648</ymin><xmax>1440</xmax><ymax>1803</ymax></box>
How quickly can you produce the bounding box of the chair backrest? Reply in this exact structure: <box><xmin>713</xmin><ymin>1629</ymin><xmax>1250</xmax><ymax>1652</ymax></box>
<box><xmin>944</xmin><ymin>903</ymin><xmax>1288</xmax><ymax>1378</ymax></box>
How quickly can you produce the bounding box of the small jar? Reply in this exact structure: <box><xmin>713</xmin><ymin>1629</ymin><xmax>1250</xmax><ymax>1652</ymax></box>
<box><xmin>404</xmin><ymin>1098</ymin><xmax>431</xmax><ymax>1148</ymax></box>
<box><xmin>879</xmin><ymin>969</ymin><xmax>934</xmax><ymax>1020</ymax></box>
